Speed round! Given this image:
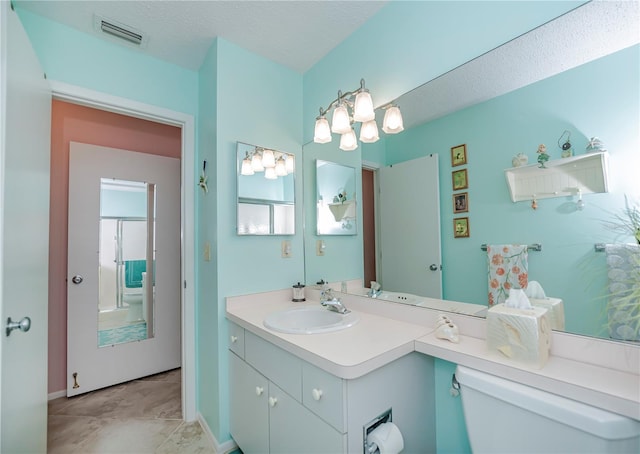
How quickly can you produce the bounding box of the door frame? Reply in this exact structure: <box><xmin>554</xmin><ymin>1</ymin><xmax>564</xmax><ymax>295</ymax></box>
<box><xmin>49</xmin><ymin>80</ymin><xmax>196</xmax><ymax>421</ymax></box>
<box><xmin>362</xmin><ymin>160</ymin><xmax>381</xmax><ymax>285</ymax></box>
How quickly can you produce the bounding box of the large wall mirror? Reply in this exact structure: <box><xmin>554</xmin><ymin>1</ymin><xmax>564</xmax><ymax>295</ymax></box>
<box><xmin>316</xmin><ymin>160</ymin><xmax>357</xmax><ymax>235</ymax></box>
<box><xmin>302</xmin><ymin>2</ymin><xmax>639</xmax><ymax>345</ymax></box>
<box><xmin>99</xmin><ymin>178</ymin><xmax>155</xmax><ymax>347</ymax></box>
<box><xmin>236</xmin><ymin>142</ymin><xmax>295</xmax><ymax>235</ymax></box>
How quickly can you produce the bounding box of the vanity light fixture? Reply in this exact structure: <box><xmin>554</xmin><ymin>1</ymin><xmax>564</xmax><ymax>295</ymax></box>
<box><xmin>313</xmin><ymin>78</ymin><xmax>404</xmax><ymax>150</ymax></box>
<box><xmin>241</xmin><ymin>147</ymin><xmax>293</xmax><ymax>180</ymax></box>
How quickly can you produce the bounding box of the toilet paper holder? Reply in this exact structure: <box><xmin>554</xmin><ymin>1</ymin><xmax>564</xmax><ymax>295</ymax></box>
<box><xmin>363</xmin><ymin>408</ymin><xmax>392</xmax><ymax>454</ymax></box>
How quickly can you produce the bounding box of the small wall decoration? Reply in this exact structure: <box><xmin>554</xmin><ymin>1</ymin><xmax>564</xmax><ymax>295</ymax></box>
<box><xmin>453</xmin><ymin>192</ymin><xmax>469</xmax><ymax>214</ymax></box>
<box><xmin>451</xmin><ymin>144</ymin><xmax>467</xmax><ymax>167</ymax></box>
<box><xmin>452</xmin><ymin>168</ymin><xmax>468</xmax><ymax>190</ymax></box>
<box><xmin>453</xmin><ymin>217</ymin><xmax>470</xmax><ymax>238</ymax></box>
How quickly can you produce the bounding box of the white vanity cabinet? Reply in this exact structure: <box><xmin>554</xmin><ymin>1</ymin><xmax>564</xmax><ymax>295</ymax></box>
<box><xmin>228</xmin><ymin>321</ymin><xmax>436</xmax><ymax>454</ymax></box>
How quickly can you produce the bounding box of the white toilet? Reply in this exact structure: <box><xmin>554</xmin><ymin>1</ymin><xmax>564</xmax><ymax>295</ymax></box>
<box><xmin>123</xmin><ymin>270</ymin><xmax>148</xmax><ymax>323</ymax></box>
<box><xmin>456</xmin><ymin>365</ymin><xmax>640</xmax><ymax>453</ymax></box>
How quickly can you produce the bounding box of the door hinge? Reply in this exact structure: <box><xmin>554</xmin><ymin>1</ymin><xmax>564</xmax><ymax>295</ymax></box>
<box><xmin>184</xmin><ymin>280</ymin><xmax>187</xmax><ymax>289</ymax></box>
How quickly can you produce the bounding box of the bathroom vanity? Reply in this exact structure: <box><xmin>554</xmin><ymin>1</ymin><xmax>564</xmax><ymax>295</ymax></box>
<box><xmin>227</xmin><ymin>287</ymin><xmax>640</xmax><ymax>453</ymax></box>
<box><xmin>227</xmin><ymin>306</ymin><xmax>436</xmax><ymax>453</ymax></box>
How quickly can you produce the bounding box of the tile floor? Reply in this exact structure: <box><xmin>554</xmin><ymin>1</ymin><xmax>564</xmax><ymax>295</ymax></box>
<box><xmin>48</xmin><ymin>368</ymin><xmax>217</xmax><ymax>454</ymax></box>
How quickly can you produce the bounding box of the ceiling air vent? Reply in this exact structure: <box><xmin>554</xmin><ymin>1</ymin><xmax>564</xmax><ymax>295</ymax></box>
<box><xmin>93</xmin><ymin>15</ymin><xmax>148</xmax><ymax>47</ymax></box>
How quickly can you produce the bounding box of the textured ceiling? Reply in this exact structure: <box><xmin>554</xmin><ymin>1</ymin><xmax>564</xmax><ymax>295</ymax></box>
<box><xmin>396</xmin><ymin>1</ymin><xmax>640</xmax><ymax>130</ymax></box>
<box><xmin>16</xmin><ymin>0</ymin><xmax>387</xmax><ymax>72</ymax></box>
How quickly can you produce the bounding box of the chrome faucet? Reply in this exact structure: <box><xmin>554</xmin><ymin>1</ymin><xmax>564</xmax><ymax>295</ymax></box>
<box><xmin>367</xmin><ymin>281</ymin><xmax>382</xmax><ymax>298</ymax></box>
<box><xmin>320</xmin><ymin>286</ymin><xmax>350</xmax><ymax>314</ymax></box>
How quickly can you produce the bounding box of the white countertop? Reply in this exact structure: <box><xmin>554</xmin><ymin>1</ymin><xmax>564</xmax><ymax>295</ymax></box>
<box><xmin>226</xmin><ymin>291</ymin><xmax>432</xmax><ymax>379</ymax></box>
<box><xmin>226</xmin><ymin>288</ymin><xmax>640</xmax><ymax>420</ymax></box>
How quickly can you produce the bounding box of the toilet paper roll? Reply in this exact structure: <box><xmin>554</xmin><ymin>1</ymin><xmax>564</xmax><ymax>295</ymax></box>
<box><xmin>367</xmin><ymin>422</ymin><xmax>404</xmax><ymax>454</ymax></box>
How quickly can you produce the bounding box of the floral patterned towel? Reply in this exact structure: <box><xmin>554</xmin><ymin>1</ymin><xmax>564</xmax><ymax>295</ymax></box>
<box><xmin>487</xmin><ymin>244</ymin><xmax>529</xmax><ymax>306</ymax></box>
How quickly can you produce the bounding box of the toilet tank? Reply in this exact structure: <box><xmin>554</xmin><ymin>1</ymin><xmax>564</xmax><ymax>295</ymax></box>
<box><xmin>456</xmin><ymin>365</ymin><xmax>640</xmax><ymax>454</ymax></box>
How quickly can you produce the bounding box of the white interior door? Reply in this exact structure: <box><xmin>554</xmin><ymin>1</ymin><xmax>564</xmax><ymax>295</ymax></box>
<box><xmin>67</xmin><ymin>142</ymin><xmax>180</xmax><ymax>396</ymax></box>
<box><xmin>379</xmin><ymin>154</ymin><xmax>442</xmax><ymax>298</ymax></box>
<box><xmin>0</xmin><ymin>2</ymin><xmax>51</xmax><ymax>452</ymax></box>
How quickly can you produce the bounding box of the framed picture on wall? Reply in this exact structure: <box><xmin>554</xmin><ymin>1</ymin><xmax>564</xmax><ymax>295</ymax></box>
<box><xmin>451</xmin><ymin>144</ymin><xmax>467</xmax><ymax>167</ymax></box>
<box><xmin>453</xmin><ymin>217</ymin><xmax>470</xmax><ymax>238</ymax></box>
<box><xmin>452</xmin><ymin>168</ymin><xmax>468</xmax><ymax>190</ymax></box>
<box><xmin>453</xmin><ymin>192</ymin><xmax>469</xmax><ymax>214</ymax></box>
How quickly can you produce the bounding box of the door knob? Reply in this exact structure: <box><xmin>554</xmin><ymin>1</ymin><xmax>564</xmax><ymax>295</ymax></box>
<box><xmin>71</xmin><ymin>275</ymin><xmax>83</xmax><ymax>284</ymax></box>
<box><xmin>6</xmin><ymin>316</ymin><xmax>31</xmax><ymax>337</ymax></box>
<box><xmin>268</xmin><ymin>397</ymin><xmax>278</xmax><ymax>407</ymax></box>
<box><xmin>429</xmin><ymin>264</ymin><xmax>439</xmax><ymax>271</ymax></box>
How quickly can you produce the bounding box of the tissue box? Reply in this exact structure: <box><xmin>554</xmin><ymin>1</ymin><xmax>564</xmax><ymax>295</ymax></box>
<box><xmin>529</xmin><ymin>297</ymin><xmax>565</xmax><ymax>331</ymax></box>
<box><xmin>487</xmin><ymin>304</ymin><xmax>552</xmax><ymax>369</ymax></box>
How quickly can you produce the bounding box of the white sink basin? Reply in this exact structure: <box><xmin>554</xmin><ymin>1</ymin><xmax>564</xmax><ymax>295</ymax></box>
<box><xmin>263</xmin><ymin>306</ymin><xmax>359</xmax><ymax>334</ymax></box>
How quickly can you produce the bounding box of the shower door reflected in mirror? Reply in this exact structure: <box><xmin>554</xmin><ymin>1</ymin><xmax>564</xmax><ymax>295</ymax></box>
<box><xmin>98</xmin><ymin>178</ymin><xmax>155</xmax><ymax>347</ymax></box>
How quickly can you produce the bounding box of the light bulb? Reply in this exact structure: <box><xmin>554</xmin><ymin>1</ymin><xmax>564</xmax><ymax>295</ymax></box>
<box><xmin>313</xmin><ymin>117</ymin><xmax>331</xmax><ymax>143</ymax></box>
<box><xmin>382</xmin><ymin>105</ymin><xmax>404</xmax><ymax>134</ymax></box>
<box><xmin>275</xmin><ymin>157</ymin><xmax>287</xmax><ymax>176</ymax></box>
<box><xmin>241</xmin><ymin>157</ymin><xmax>254</xmax><ymax>175</ymax></box>
<box><xmin>251</xmin><ymin>153</ymin><xmax>264</xmax><ymax>172</ymax></box>
<box><xmin>359</xmin><ymin>120</ymin><xmax>379</xmax><ymax>143</ymax></box>
<box><xmin>285</xmin><ymin>154</ymin><xmax>294</xmax><ymax>174</ymax></box>
<box><xmin>339</xmin><ymin>129</ymin><xmax>358</xmax><ymax>151</ymax></box>
<box><xmin>353</xmin><ymin>90</ymin><xmax>375</xmax><ymax>122</ymax></box>
<box><xmin>262</xmin><ymin>149</ymin><xmax>275</xmax><ymax>168</ymax></box>
<box><xmin>331</xmin><ymin>104</ymin><xmax>351</xmax><ymax>134</ymax></box>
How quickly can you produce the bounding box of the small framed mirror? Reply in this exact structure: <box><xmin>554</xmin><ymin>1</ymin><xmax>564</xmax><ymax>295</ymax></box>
<box><xmin>236</xmin><ymin>142</ymin><xmax>295</xmax><ymax>235</ymax></box>
<box><xmin>316</xmin><ymin>159</ymin><xmax>357</xmax><ymax>235</ymax></box>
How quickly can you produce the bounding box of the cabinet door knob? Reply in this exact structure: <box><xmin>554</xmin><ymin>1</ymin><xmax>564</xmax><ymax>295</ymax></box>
<box><xmin>268</xmin><ymin>397</ymin><xmax>278</xmax><ymax>407</ymax></box>
<box><xmin>312</xmin><ymin>388</ymin><xmax>323</xmax><ymax>401</ymax></box>
<box><xmin>255</xmin><ymin>386</ymin><xmax>264</xmax><ymax>396</ymax></box>
<box><xmin>230</xmin><ymin>335</ymin><xmax>238</xmax><ymax>343</ymax></box>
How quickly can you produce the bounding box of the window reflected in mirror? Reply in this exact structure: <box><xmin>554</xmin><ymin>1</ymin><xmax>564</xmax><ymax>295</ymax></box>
<box><xmin>236</xmin><ymin>142</ymin><xmax>295</xmax><ymax>235</ymax></box>
<box><xmin>316</xmin><ymin>160</ymin><xmax>357</xmax><ymax>235</ymax></box>
<box><xmin>98</xmin><ymin>178</ymin><xmax>155</xmax><ymax>347</ymax></box>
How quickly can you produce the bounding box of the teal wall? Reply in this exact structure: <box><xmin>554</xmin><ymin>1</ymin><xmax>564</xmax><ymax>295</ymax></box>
<box><xmin>386</xmin><ymin>45</ymin><xmax>640</xmax><ymax>338</ymax></box>
<box><xmin>197</xmin><ymin>37</ymin><xmax>220</xmax><ymax>439</ymax></box>
<box><xmin>211</xmin><ymin>38</ymin><xmax>303</xmax><ymax>440</ymax></box>
<box><xmin>16</xmin><ymin>8</ymin><xmax>197</xmax><ymax>115</ymax></box>
<box><xmin>303</xmin><ymin>0</ymin><xmax>585</xmax><ymax>144</ymax></box>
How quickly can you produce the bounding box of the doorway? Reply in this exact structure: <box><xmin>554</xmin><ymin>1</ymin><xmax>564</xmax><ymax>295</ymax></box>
<box><xmin>47</xmin><ymin>91</ymin><xmax>196</xmax><ymax>419</ymax></box>
<box><xmin>362</xmin><ymin>167</ymin><xmax>378</xmax><ymax>286</ymax></box>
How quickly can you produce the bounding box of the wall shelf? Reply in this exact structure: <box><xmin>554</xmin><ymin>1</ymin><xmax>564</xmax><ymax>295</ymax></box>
<box><xmin>504</xmin><ymin>152</ymin><xmax>609</xmax><ymax>202</ymax></box>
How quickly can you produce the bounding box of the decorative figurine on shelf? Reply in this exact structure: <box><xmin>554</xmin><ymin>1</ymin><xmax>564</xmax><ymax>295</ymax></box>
<box><xmin>511</xmin><ymin>153</ymin><xmax>528</xmax><ymax>167</ymax></box>
<box><xmin>586</xmin><ymin>137</ymin><xmax>607</xmax><ymax>154</ymax></box>
<box><xmin>558</xmin><ymin>130</ymin><xmax>573</xmax><ymax>158</ymax></box>
<box><xmin>536</xmin><ymin>144</ymin><xmax>549</xmax><ymax>168</ymax></box>
<box><xmin>333</xmin><ymin>190</ymin><xmax>347</xmax><ymax>204</ymax></box>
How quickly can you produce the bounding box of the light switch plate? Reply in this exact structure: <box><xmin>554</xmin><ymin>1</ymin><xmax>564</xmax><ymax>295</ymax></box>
<box><xmin>316</xmin><ymin>240</ymin><xmax>325</xmax><ymax>256</ymax></box>
<box><xmin>281</xmin><ymin>240</ymin><xmax>292</xmax><ymax>258</ymax></box>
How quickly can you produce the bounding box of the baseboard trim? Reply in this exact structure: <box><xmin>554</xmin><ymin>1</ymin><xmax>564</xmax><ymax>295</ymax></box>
<box><xmin>197</xmin><ymin>412</ymin><xmax>238</xmax><ymax>454</ymax></box>
<box><xmin>48</xmin><ymin>389</ymin><xmax>66</xmax><ymax>401</ymax></box>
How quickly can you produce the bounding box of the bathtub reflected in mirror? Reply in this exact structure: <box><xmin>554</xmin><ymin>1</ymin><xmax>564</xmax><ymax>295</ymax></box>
<box><xmin>98</xmin><ymin>178</ymin><xmax>155</xmax><ymax>347</ymax></box>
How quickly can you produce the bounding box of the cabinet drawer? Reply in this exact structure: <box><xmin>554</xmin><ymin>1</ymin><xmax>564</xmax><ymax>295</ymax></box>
<box><xmin>228</xmin><ymin>321</ymin><xmax>245</xmax><ymax>358</ymax></box>
<box><xmin>302</xmin><ymin>362</ymin><xmax>346</xmax><ymax>432</ymax></box>
<box><xmin>245</xmin><ymin>331</ymin><xmax>302</xmax><ymax>401</ymax></box>
<box><xmin>269</xmin><ymin>381</ymin><xmax>346</xmax><ymax>454</ymax></box>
